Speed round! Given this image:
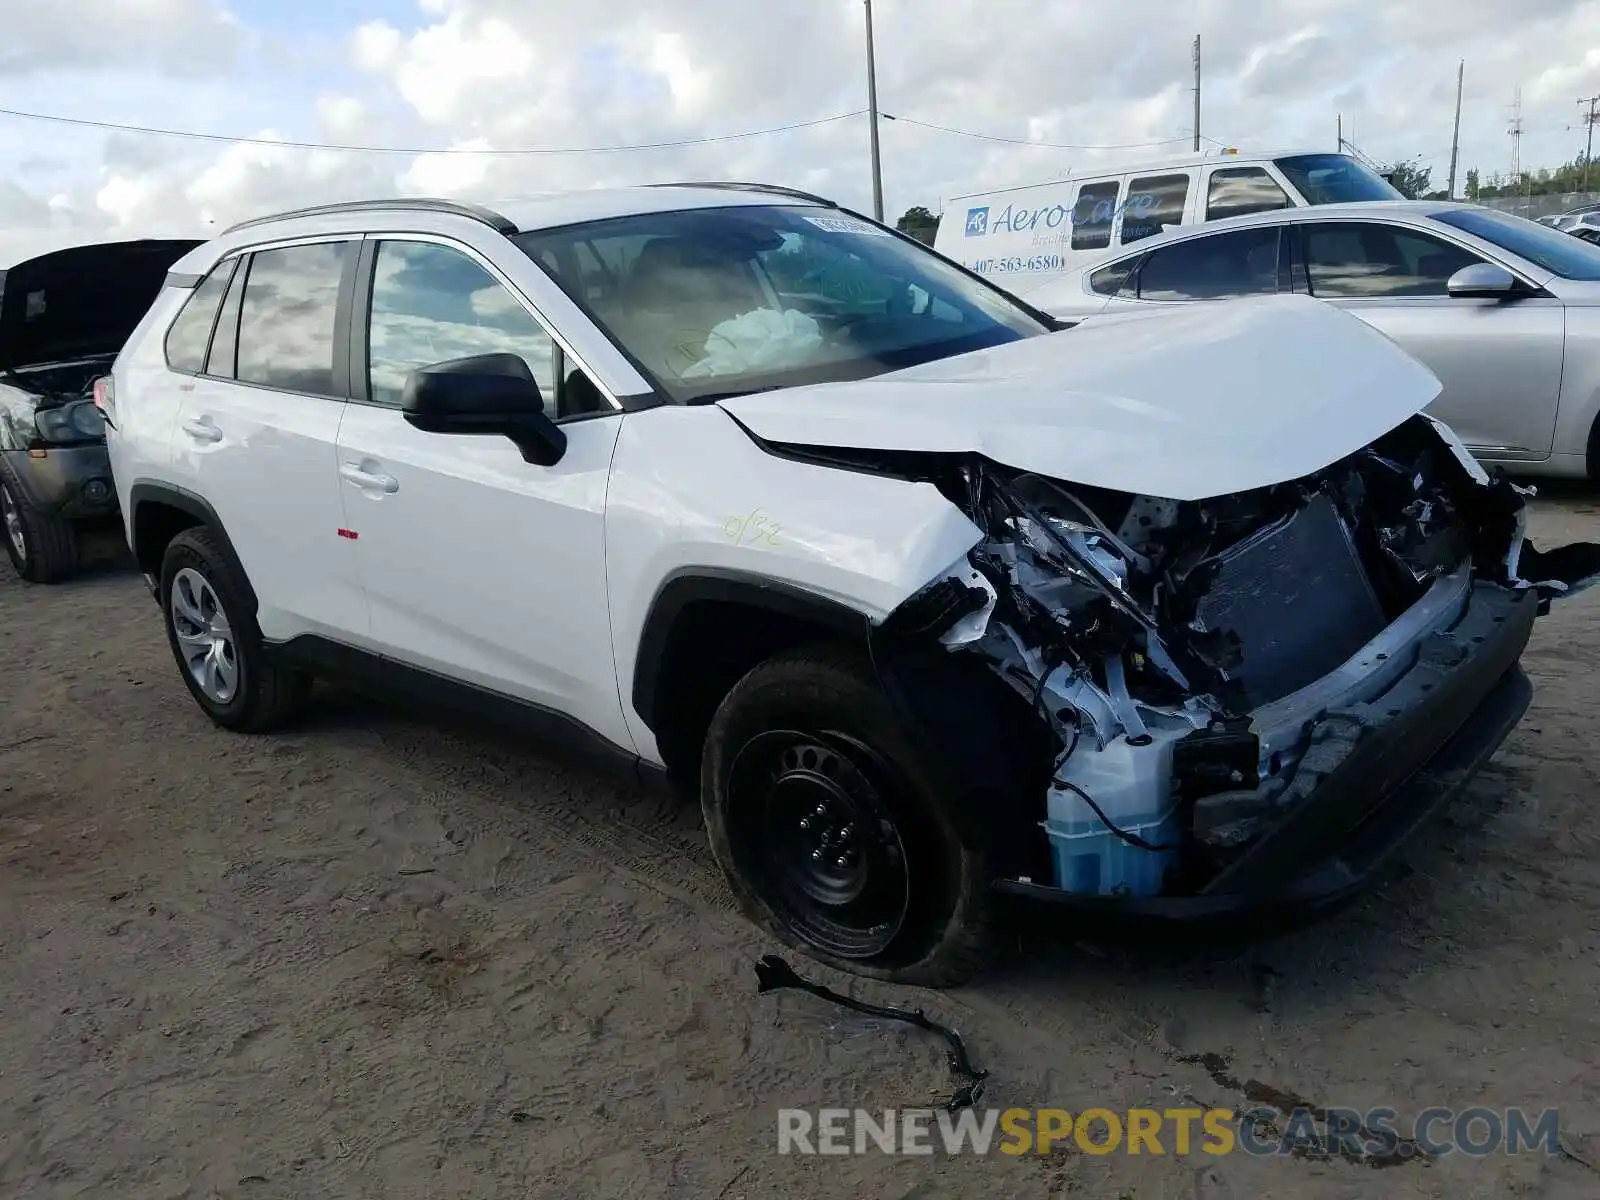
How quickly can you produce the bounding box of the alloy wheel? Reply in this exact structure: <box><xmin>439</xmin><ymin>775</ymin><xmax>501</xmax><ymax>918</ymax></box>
<box><xmin>170</xmin><ymin>566</ymin><xmax>239</xmax><ymax>704</ymax></box>
<box><xmin>1</xmin><ymin>481</ymin><xmax>25</xmax><ymax>564</ymax></box>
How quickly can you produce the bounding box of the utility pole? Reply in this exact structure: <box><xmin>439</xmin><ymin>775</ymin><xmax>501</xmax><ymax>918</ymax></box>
<box><xmin>1448</xmin><ymin>61</ymin><xmax>1463</xmax><ymax>199</ymax></box>
<box><xmin>1578</xmin><ymin>94</ymin><xmax>1600</xmax><ymax>192</ymax></box>
<box><xmin>863</xmin><ymin>0</ymin><xmax>884</xmax><ymax>221</ymax></box>
<box><xmin>1337</xmin><ymin>112</ymin><xmax>1342</xmax><ymax>152</ymax></box>
<box><xmin>1508</xmin><ymin>86</ymin><xmax>1523</xmax><ymax>185</ymax></box>
<box><xmin>1192</xmin><ymin>35</ymin><xmax>1202</xmax><ymax>151</ymax></box>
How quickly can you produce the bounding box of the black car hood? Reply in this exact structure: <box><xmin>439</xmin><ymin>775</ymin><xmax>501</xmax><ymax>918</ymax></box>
<box><xmin>0</xmin><ymin>239</ymin><xmax>202</xmax><ymax>371</ymax></box>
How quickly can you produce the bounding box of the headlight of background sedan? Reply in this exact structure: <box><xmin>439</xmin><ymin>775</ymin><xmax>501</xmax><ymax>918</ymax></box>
<box><xmin>35</xmin><ymin>400</ymin><xmax>106</xmax><ymax>444</ymax></box>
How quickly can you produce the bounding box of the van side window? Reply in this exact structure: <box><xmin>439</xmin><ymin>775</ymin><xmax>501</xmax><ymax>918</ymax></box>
<box><xmin>1121</xmin><ymin>175</ymin><xmax>1190</xmax><ymax>244</ymax></box>
<box><xmin>1138</xmin><ymin>227</ymin><xmax>1280</xmax><ymax>301</ymax></box>
<box><xmin>1207</xmin><ymin>168</ymin><xmax>1292</xmax><ymax>221</ymax></box>
<box><xmin>1071</xmin><ymin>182</ymin><xmax>1121</xmax><ymax>251</ymax></box>
<box><xmin>1089</xmin><ymin>259</ymin><xmax>1138</xmax><ymax>296</ymax></box>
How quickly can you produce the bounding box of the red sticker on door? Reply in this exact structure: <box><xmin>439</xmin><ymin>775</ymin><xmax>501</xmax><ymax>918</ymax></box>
<box><xmin>337</xmin><ymin>528</ymin><xmax>359</xmax><ymax>540</ymax></box>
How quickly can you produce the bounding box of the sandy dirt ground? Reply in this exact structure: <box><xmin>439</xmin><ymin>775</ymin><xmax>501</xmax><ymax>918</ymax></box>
<box><xmin>2</xmin><ymin>490</ymin><xmax>1599</xmax><ymax>1200</ymax></box>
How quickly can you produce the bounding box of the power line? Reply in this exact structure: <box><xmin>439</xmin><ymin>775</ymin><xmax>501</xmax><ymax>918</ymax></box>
<box><xmin>881</xmin><ymin>113</ymin><xmax>1225</xmax><ymax>151</ymax></box>
<box><xmin>0</xmin><ymin>100</ymin><xmax>1233</xmax><ymax>160</ymax></box>
<box><xmin>0</xmin><ymin>104</ymin><xmax>865</xmax><ymax>155</ymax></box>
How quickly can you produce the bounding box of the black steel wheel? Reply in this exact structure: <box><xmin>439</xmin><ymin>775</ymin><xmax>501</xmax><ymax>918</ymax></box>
<box><xmin>701</xmin><ymin>646</ymin><xmax>992</xmax><ymax>987</ymax></box>
<box><xmin>726</xmin><ymin>729</ymin><xmax>911</xmax><ymax>959</ymax></box>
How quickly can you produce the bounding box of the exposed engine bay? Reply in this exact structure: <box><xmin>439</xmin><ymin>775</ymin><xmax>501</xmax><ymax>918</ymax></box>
<box><xmin>821</xmin><ymin>415</ymin><xmax>1600</xmax><ymax>902</ymax></box>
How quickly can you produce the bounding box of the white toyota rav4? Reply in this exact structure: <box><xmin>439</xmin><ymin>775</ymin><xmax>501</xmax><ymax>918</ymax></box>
<box><xmin>104</xmin><ymin>184</ymin><xmax>1599</xmax><ymax>986</ymax></box>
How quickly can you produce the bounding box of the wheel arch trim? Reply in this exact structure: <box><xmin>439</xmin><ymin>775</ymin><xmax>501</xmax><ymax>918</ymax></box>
<box><xmin>128</xmin><ymin>481</ymin><xmax>257</xmax><ymax>613</ymax></box>
<box><xmin>629</xmin><ymin>568</ymin><xmax>873</xmax><ymax>734</ymax></box>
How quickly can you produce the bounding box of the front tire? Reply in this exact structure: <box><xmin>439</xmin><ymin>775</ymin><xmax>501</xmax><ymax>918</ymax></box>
<box><xmin>160</xmin><ymin>527</ymin><xmax>310</xmax><ymax>731</ymax></box>
<box><xmin>0</xmin><ymin>464</ymin><xmax>79</xmax><ymax>583</ymax></box>
<box><xmin>701</xmin><ymin>645</ymin><xmax>992</xmax><ymax>987</ymax></box>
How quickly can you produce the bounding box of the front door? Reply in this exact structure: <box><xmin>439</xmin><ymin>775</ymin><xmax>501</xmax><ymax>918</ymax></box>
<box><xmin>1294</xmin><ymin>220</ymin><xmax>1566</xmax><ymax>460</ymax></box>
<box><xmin>333</xmin><ymin>236</ymin><xmax>632</xmax><ymax>752</ymax></box>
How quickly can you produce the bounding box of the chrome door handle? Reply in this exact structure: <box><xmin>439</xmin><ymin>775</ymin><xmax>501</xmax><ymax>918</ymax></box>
<box><xmin>339</xmin><ymin>462</ymin><xmax>399</xmax><ymax>494</ymax></box>
<box><xmin>181</xmin><ymin>418</ymin><xmax>223</xmax><ymax>443</ymax></box>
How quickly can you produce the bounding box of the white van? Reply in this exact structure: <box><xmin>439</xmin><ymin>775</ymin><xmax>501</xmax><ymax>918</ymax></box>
<box><xmin>935</xmin><ymin>149</ymin><xmax>1404</xmax><ymax>290</ymax></box>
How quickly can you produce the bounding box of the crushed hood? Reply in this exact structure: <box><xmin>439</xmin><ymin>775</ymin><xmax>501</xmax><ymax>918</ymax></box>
<box><xmin>718</xmin><ymin>294</ymin><xmax>1444</xmax><ymax>501</ymax></box>
<box><xmin>0</xmin><ymin>238</ymin><xmax>203</xmax><ymax>371</ymax></box>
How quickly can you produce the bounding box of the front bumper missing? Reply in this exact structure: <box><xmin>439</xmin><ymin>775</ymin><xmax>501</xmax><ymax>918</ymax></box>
<box><xmin>996</xmin><ymin>580</ymin><xmax>1538</xmax><ymax>921</ymax></box>
<box><xmin>0</xmin><ymin>445</ymin><xmax>117</xmax><ymax>518</ymax></box>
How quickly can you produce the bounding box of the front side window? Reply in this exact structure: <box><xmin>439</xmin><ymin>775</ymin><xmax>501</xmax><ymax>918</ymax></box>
<box><xmin>1138</xmin><ymin>227</ymin><xmax>1281</xmax><ymax>301</ymax></box>
<box><xmin>235</xmin><ymin>241</ymin><xmax>351</xmax><ymax>397</ymax></box>
<box><xmin>366</xmin><ymin>241</ymin><xmax>558</xmax><ymax>409</ymax></box>
<box><xmin>516</xmin><ymin>205</ymin><xmax>1047</xmax><ymax>402</ymax></box>
<box><xmin>1121</xmin><ymin>174</ymin><xmax>1190</xmax><ymax>244</ymax></box>
<box><xmin>1432</xmin><ymin>207</ymin><xmax>1600</xmax><ymax>280</ymax></box>
<box><xmin>163</xmin><ymin>260</ymin><xmax>235</xmax><ymax>374</ymax></box>
<box><xmin>1302</xmin><ymin>222</ymin><xmax>1481</xmax><ymax>299</ymax></box>
<box><xmin>1274</xmin><ymin>154</ymin><xmax>1403</xmax><ymax>205</ymax></box>
<box><xmin>1071</xmin><ymin>182</ymin><xmax>1121</xmax><ymax>251</ymax></box>
<box><xmin>1207</xmin><ymin>168</ymin><xmax>1292</xmax><ymax>222</ymax></box>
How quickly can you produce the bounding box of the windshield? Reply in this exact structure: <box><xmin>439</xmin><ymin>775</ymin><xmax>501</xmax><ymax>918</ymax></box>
<box><xmin>1432</xmin><ymin>208</ymin><xmax>1600</xmax><ymax>279</ymax></box>
<box><xmin>515</xmin><ymin>205</ymin><xmax>1049</xmax><ymax>402</ymax></box>
<box><xmin>1274</xmin><ymin>154</ymin><xmax>1404</xmax><ymax>205</ymax></box>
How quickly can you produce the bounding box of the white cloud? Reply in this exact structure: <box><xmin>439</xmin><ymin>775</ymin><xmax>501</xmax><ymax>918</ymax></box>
<box><xmin>1</xmin><ymin>0</ymin><xmax>1600</xmax><ymax>266</ymax></box>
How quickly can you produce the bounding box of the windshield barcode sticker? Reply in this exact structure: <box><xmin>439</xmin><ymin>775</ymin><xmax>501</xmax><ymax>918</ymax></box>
<box><xmin>803</xmin><ymin>215</ymin><xmax>895</xmax><ymax>237</ymax></box>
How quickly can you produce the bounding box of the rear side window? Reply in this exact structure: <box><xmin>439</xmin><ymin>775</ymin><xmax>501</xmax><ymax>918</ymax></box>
<box><xmin>1121</xmin><ymin>174</ymin><xmax>1190</xmax><ymax>244</ymax></box>
<box><xmin>235</xmin><ymin>242</ymin><xmax>351</xmax><ymax>397</ymax></box>
<box><xmin>1302</xmin><ymin>222</ymin><xmax>1481</xmax><ymax>298</ymax></box>
<box><xmin>1138</xmin><ymin>227</ymin><xmax>1281</xmax><ymax>301</ymax></box>
<box><xmin>1089</xmin><ymin>259</ymin><xmax>1138</xmax><ymax>296</ymax></box>
<box><xmin>1071</xmin><ymin>181</ymin><xmax>1121</xmax><ymax>251</ymax></box>
<box><xmin>205</xmin><ymin>258</ymin><xmax>246</xmax><ymax>377</ymax></box>
<box><xmin>1207</xmin><ymin>168</ymin><xmax>1292</xmax><ymax>222</ymax></box>
<box><xmin>163</xmin><ymin>262</ymin><xmax>235</xmax><ymax>374</ymax></box>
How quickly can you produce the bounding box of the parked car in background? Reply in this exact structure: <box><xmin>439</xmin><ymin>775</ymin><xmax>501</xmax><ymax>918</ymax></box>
<box><xmin>1566</xmin><ymin>212</ymin><xmax>1600</xmax><ymax>244</ymax></box>
<box><xmin>104</xmin><ymin>187</ymin><xmax>1599</xmax><ymax>985</ymax></box>
<box><xmin>935</xmin><ymin>150</ymin><xmax>1402</xmax><ymax>291</ymax></box>
<box><xmin>1</xmin><ymin>237</ymin><xmax>202</xmax><ymax>581</ymax></box>
<box><xmin>1024</xmin><ymin>201</ymin><xmax>1600</xmax><ymax>480</ymax></box>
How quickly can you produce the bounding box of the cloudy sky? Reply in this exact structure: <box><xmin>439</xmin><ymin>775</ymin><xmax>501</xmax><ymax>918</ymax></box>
<box><xmin>2</xmin><ymin>0</ymin><xmax>1599</xmax><ymax>259</ymax></box>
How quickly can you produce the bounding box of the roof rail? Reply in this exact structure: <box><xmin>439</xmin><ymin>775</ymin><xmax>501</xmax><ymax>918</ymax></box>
<box><xmin>646</xmin><ymin>181</ymin><xmax>840</xmax><ymax>208</ymax></box>
<box><xmin>222</xmin><ymin>197</ymin><xmax>519</xmax><ymax>237</ymax></box>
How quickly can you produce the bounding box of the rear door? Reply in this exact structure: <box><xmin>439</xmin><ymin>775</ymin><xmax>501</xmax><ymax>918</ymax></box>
<box><xmin>1292</xmin><ymin>219</ymin><xmax>1566</xmax><ymax>458</ymax></box>
<box><xmin>171</xmin><ymin>238</ymin><xmax>367</xmax><ymax>642</ymax></box>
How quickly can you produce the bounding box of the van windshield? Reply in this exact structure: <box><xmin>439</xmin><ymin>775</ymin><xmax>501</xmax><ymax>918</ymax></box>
<box><xmin>1274</xmin><ymin>155</ymin><xmax>1404</xmax><ymax>205</ymax></box>
<box><xmin>517</xmin><ymin>205</ymin><xmax>1050</xmax><ymax>403</ymax></box>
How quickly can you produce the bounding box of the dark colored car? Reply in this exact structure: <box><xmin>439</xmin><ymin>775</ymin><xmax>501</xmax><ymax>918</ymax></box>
<box><xmin>0</xmin><ymin>238</ymin><xmax>201</xmax><ymax>582</ymax></box>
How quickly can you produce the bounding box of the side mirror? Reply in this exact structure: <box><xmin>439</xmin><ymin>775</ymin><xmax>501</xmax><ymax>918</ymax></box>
<box><xmin>1446</xmin><ymin>263</ymin><xmax>1519</xmax><ymax>299</ymax></box>
<box><xmin>401</xmin><ymin>353</ymin><xmax>566</xmax><ymax>466</ymax></box>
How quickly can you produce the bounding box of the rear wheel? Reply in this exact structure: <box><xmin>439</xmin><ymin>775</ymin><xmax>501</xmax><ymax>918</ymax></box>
<box><xmin>701</xmin><ymin>645</ymin><xmax>992</xmax><ymax>987</ymax></box>
<box><xmin>160</xmin><ymin>526</ymin><xmax>310</xmax><ymax>731</ymax></box>
<box><xmin>0</xmin><ymin>465</ymin><xmax>79</xmax><ymax>583</ymax></box>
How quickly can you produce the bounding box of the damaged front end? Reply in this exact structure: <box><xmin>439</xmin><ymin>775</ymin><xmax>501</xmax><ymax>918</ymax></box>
<box><xmin>860</xmin><ymin>415</ymin><xmax>1600</xmax><ymax>915</ymax></box>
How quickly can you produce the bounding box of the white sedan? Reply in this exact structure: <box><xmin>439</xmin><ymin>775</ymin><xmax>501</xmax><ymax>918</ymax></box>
<box><xmin>1022</xmin><ymin>200</ymin><xmax>1600</xmax><ymax>480</ymax></box>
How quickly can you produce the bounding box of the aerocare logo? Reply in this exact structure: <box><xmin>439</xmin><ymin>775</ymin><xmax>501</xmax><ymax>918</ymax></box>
<box><xmin>963</xmin><ymin>207</ymin><xmax>990</xmax><ymax>237</ymax></box>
